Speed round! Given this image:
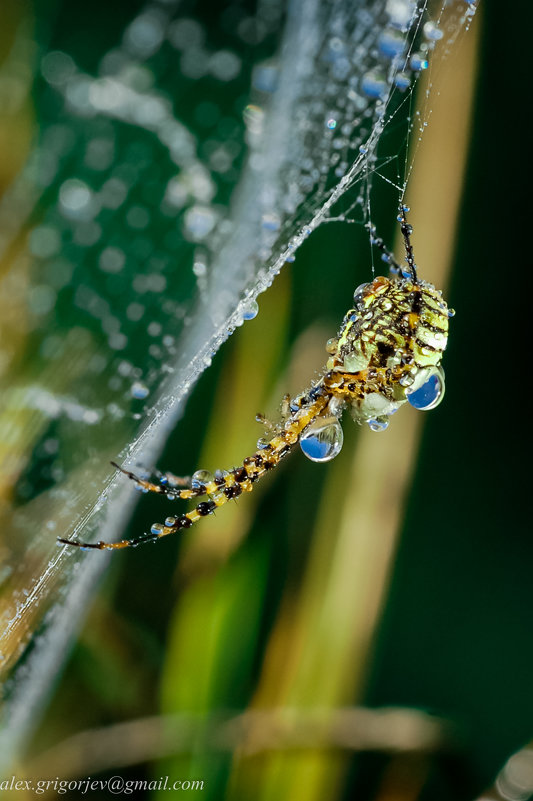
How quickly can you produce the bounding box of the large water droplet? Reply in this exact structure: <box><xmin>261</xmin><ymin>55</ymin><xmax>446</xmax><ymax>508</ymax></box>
<box><xmin>300</xmin><ymin>417</ymin><xmax>343</xmax><ymax>463</ymax></box>
<box><xmin>406</xmin><ymin>367</ymin><xmax>445</xmax><ymax>410</ymax></box>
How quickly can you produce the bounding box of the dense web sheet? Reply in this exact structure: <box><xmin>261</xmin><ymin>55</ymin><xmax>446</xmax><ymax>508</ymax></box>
<box><xmin>0</xmin><ymin>0</ymin><xmax>478</xmax><ymax>767</ymax></box>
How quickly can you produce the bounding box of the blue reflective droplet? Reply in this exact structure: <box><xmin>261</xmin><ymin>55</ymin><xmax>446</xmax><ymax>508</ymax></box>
<box><xmin>300</xmin><ymin>418</ymin><xmax>343</xmax><ymax>463</ymax></box>
<box><xmin>361</xmin><ymin>70</ymin><xmax>387</xmax><ymax>99</ymax></box>
<box><xmin>407</xmin><ymin>370</ymin><xmax>445</xmax><ymax>410</ymax></box>
<box><xmin>394</xmin><ymin>72</ymin><xmax>411</xmax><ymax>90</ymax></box>
<box><xmin>410</xmin><ymin>53</ymin><xmax>429</xmax><ymax>71</ymax></box>
<box><xmin>378</xmin><ymin>29</ymin><xmax>406</xmax><ymax>59</ymax></box>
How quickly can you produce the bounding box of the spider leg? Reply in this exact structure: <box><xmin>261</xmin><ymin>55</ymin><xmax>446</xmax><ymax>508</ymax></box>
<box><xmin>255</xmin><ymin>412</ymin><xmax>277</xmax><ymax>432</ymax></box>
<box><xmin>398</xmin><ymin>205</ymin><xmax>418</xmax><ymax>283</ymax></box>
<box><xmin>156</xmin><ymin>470</ymin><xmax>191</xmax><ymax>488</ymax></box>
<box><xmin>280</xmin><ymin>393</ymin><xmax>292</xmax><ymax>420</ymax></box>
<box><xmin>110</xmin><ymin>462</ymin><xmax>211</xmax><ymax>501</ymax></box>
<box><xmin>58</xmin><ymin>390</ymin><xmax>331</xmax><ymax>550</ymax></box>
<box><xmin>256</xmin><ymin>394</ymin><xmax>292</xmax><ymax>432</ymax></box>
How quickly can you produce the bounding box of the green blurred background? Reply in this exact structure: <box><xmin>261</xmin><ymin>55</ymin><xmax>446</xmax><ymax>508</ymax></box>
<box><xmin>1</xmin><ymin>1</ymin><xmax>532</xmax><ymax>800</ymax></box>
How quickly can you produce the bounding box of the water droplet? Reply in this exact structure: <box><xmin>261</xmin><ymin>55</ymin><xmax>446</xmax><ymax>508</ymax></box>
<box><xmin>261</xmin><ymin>212</ymin><xmax>281</xmax><ymax>231</ymax></box>
<box><xmin>326</xmin><ymin>117</ymin><xmax>337</xmax><ymax>130</ymax></box>
<box><xmin>378</xmin><ymin>28</ymin><xmax>406</xmax><ymax>58</ymax></box>
<box><xmin>359</xmin><ymin>145</ymin><xmax>368</xmax><ymax>154</ymax></box>
<box><xmin>386</xmin><ymin>0</ymin><xmax>416</xmax><ymax>30</ymax></box>
<box><xmin>165</xmin><ymin>516</ymin><xmax>177</xmax><ymax>527</ymax></box>
<box><xmin>300</xmin><ymin>417</ymin><xmax>343</xmax><ymax>463</ymax></box>
<box><xmin>151</xmin><ymin>523</ymin><xmax>164</xmax><ymax>535</ymax></box>
<box><xmin>353</xmin><ymin>282</ymin><xmax>369</xmax><ymax>305</ymax></box>
<box><xmin>326</xmin><ymin>337</ymin><xmax>338</xmax><ymax>354</ymax></box>
<box><xmin>406</xmin><ymin>367</ymin><xmax>445</xmax><ymax>410</ymax></box>
<box><xmin>183</xmin><ymin>205</ymin><xmax>217</xmax><ymax>241</ymax></box>
<box><xmin>252</xmin><ymin>61</ymin><xmax>279</xmax><ymax>93</ymax></box>
<box><xmin>361</xmin><ymin>70</ymin><xmax>387</xmax><ymax>99</ymax></box>
<box><xmin>410</xmin><ymin>53</ymin><xmax>429</xmax><ymax>71</ymax></box>
<box><xmin>192</xmin><ymin>469</ymin><xmax>213</xmax><ymax>488</ymax></box>
<box><xmin>448</xmin><ymin>308</ymin><xmax>456</xmax><ymax>318</ymax></box>
<box><xmin>327</xmin><ymin>396</ymin><xmax>344</xmax><ymax>417</ymax></box>
<box><xmin>423</xmin><ymin>21</ymin><xmax>443</xmax><ymax>40</ymax></box>
<box><xmin>256</xmin><ymin>437</ymin><xmax>270</xmax><ymax>450</ymax></box>
<box><xmin>242</xmin><ymin>299</ymin><xmax>259</xmax><ymax>320</ymax></box>
<box><xmin>368</xmin><ymin>417</ymin><xmax>390</xmax><ymax>432</ymax></box>
<box><xmin>394</xmin><ymin>71</ymin><xmax>411</xmax><ymax>90</ymax></box>
<box><xmin>131</xmin><ymin>381</ymin><xmax>149</xmax><ymax>399</ymax></box>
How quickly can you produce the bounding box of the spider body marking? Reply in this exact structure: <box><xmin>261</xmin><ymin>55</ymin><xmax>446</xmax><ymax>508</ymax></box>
<box><xmin>58</xmin><ymin>208</ymin><xmax>451</xmax><ymax>551</ymax></box>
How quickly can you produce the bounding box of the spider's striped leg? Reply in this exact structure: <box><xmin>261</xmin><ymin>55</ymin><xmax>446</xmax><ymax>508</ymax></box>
<box><xmin>256</xmin><ymin>394</ymin><xmax>292</xmax><ymax>432</ymax></box>
<box><xmin>111</xmin><ymin>462</ymin><xmax>212</xmax><ymax>501</ymax></box>
<box><xmin>156</xmin><ymin>470</ymin><xmax>191</xmax><ymax>488</ymax></box>
<box><xmin>58</xmin><ymin>390</ymin><xmax>331</xmax><ymax>550</ymax></box>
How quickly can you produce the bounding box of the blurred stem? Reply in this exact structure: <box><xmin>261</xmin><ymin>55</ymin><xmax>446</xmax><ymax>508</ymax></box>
<box><xmin>25</xmin><ymin>706</ymin><xmax>449</xmax><ymax>784</ymax></box>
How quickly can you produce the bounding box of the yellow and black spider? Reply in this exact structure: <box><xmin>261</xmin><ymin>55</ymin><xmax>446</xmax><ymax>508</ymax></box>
<box><xmin>59</xmin><ymin>206</ymin><xmax>451</xmax><ymax>551</ymax></box>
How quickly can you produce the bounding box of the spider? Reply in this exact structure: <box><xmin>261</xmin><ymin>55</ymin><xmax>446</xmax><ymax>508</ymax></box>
<box><xmin>58</xmin><ymin>206</ymin><xmax>451</xmax><ymax>551</ymax></box>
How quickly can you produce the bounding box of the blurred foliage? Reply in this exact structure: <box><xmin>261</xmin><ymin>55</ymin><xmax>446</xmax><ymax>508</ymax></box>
<box><xmin>1</xmin><ymin>1</ymin><xmax>532</xmax><ymax>801</ymax></box>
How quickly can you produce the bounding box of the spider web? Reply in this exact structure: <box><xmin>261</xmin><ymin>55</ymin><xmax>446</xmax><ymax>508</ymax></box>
<box><xmin>0</xmin><ymin>0</ymin><xmax>478</xmax><ymax>768</ymax></box>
